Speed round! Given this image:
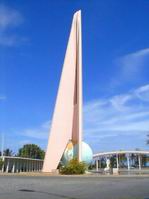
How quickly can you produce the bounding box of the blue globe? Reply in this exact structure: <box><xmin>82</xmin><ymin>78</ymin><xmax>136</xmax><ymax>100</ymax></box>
<box><xmin>61</xmin><ymin>141</ymin><xmax>93</xmax><ymax>165</ymax></box>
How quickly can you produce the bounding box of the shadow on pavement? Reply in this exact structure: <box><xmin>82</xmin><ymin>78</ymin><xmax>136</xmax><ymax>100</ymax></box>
<box><xmin>18</xmin><ymin>189</ymin><xmax>78</xmax><ymax>199</ymax></box>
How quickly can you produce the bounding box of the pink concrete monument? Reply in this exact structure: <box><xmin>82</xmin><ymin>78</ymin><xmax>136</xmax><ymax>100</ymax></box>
<box><xmin>43</xmin><ymin>10</ymin><xmax>83</xmax><ymax>172</ymax></box>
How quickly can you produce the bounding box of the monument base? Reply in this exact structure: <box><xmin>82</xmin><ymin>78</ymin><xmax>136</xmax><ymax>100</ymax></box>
<box><xmin>112</xmin><ymin>168</ymin><xmax>120</xmax><ymax>175</ymax></box>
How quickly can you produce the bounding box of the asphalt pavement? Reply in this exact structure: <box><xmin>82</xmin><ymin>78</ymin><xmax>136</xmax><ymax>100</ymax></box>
<box><xmin>0</xmin><ymin>175</ymin><xmax>149</xmax><ymax>199</ymax></box>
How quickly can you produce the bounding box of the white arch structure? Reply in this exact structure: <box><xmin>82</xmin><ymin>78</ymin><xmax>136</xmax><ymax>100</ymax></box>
<box><xmin>93</xmin><ymin>150</ymin><xmax>149</xmax><ymax>171</ymax></box>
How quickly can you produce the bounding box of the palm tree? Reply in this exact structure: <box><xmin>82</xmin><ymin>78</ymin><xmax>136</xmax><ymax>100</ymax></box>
<box><xmin>3</xmin><ymin>148</ymin><xmax>14</xmax><ymax>156</ymax></box>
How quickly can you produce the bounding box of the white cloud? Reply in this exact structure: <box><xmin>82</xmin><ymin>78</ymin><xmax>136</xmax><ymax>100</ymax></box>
<box><xmin>83</xmin><ymin>84</ymin><xmax>149</xmax><ymax>143</ymax></box>
<box><xmin>12</xmin><ymin>85</ymin><xmax>149</xmax><ymax>151</ymax></box>
<box><xmin>19</xmin><ymin>121</ymin><xmax>51</xmax><ymax>140</ymax></box>
<box><xmin>18</xmin><ymin>139</ymin><xmax>32</xmax><ymax>147</ymax></box>
<box><xmin>135</xmin><ymin>84</ymin><xmax>149</xmax><ymax>101</ymax></box>
<box><xmin>0</xmin><ymin>4</ymin><xmax>24</xmax><ymax>46</ymax></box>
<box><xmin>0</xmin><ymin>34</ymin><xmax>18</xmax><ymax>46</ymax></box>
<box><xmin>0</xmin><ymin>4</ymin><xmax>23</xmax><ymax>30</ymax></box>
<box><xmin>0</xmin><ymin>95</ymin><xmax>6</xmax><ymax>100</ymax></box>
<box><xmin>110</xmin><ymin>94</ymin><xmax>132</xmax><ymax>111</ymax></box>
<box><xmin>120</xmin><ymin>48</ymin><xmax>149</xmax><ymax>78</ymax></box>
<box><xmin>111</xmin><ymin>48</ymin><xmax>149</xmax><ymax>88</ymax></box>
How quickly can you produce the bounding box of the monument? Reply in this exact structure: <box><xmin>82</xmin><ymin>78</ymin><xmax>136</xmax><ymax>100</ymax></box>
<box><xmin>43</xmin><ymin>10</ymin><xmax>92</xmax><ymax>173</ymax></box>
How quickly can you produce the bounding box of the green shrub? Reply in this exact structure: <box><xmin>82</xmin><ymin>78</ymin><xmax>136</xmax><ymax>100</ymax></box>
<box><xmin>60</xmin><ymin>158</ymin><xmax>86</xmax><ymax>175</ymax></box>
<box><xmin>0</xmin><ymin>158</ymin><xmax>4</xmax><ymax>170</ymax></box>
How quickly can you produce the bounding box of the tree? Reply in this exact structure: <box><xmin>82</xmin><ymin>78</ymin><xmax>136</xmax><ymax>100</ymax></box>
<box><xmin>3</xmin><ymin>148</ymin><xmax>14</xmax><ymax>156</ymax></box>
<box><xmin>118</xmin><ymin>154</ymin><xmax>126</xmax><ymax>168</ymax></box>
<box><xmin>18</xmin><ymin>144</ymin><xmax>45</xmax><ymax>159</ymax></box>
<box><xmin>100</xmin><ymin>157</ymin><xmax>106</xmax><ymax>168</ymax></box>
<box><xmin>0</xmin><ymin>158</ymin><xmax>4</xmax><ymax>170</ymax></box>
<box><xmin>110</xmin><ymin>155</ymin><xmax>117</xmax><ymax>168</ymax></box>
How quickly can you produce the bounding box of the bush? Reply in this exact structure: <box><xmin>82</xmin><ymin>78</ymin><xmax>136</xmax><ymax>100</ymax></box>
<box><xmin>60</xmin><ymin>158</ymin><xmax>86</xmax><ymax>175</ymax></box>
<box><xmin>0</xmin><ymin>158</ymin><xmax>4</xmax><ymax>170</ymax></box>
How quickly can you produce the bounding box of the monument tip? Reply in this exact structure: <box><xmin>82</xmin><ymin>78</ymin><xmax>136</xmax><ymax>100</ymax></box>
<box><xmin>73</xmin><ymin>10</ymin><xmax>81</xmax><ymax>17</ymax></box>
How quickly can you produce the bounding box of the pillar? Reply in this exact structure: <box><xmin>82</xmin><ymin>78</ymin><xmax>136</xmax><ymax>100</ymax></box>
<box><xmin>2</xmin><ymin>156</ymin><xmax>5</xmax><ymax>173</ymax></box>
<box><xmin>6</xmin><ymin>159</ymin><xmax>10</xmax><ymax>173</ymax></box>
<box><xmin>33</xmin><ymin>161</ymin><xmax>35</xmax><ymax>171</ymax></box>
<box><xmin>138</xmin><ymin>154</ymin><xmax>142</xmax><ymax>170</ymax></box>
<box><xmin>37</xmin><ymin>161</ymin><xmax>38</xmax><ymax>171</ymax></box>
<box><xmin>12</xmin><ymin>161</ymin><xmax>16</xmax><ymax>173</ymax></box>
<box><xmin>29</xmin><ymin>160</ymin><xmax>31</xmax><ymax>172</ymax></box>
<box><xmin>23</xmin><ymin>160</ymin><xmax>26</xmax><ymax>172</ymax></box>
<box><xmin>31</xmin><ymin>161</ymin><xmax>33</xmax><ymax>172</ymax></box>
<box><xmin>16</xmin><ymin>160</ymin><xmax>19</xmax><ymax>173</ymax></box>
<box><xmin>27</xmin><ymin>160</ymin><xmax>29</xmax><ymax>172</ymax></box>
<box><xmin>34</xmin><ymin>161</ymin><xmax>37</xmax><ymax>171</ymax></box>
<box><xmin>127</xmin><ymin>154</ymin><xmax>130</xmax><ymax>170</ymax></box>
<box><xmin>96</xmin><ymin>159</ymin><xmax>99</xmax><ymax>171</ymax></box>
<box><xmin>37</xmin><ymin>161</ymin><xmax>39</xmax><ymax>171</ymax></box>
<box><xmin>116</xmin><ymin>154</ymin><xmax>119</xmax><ymax>169</ymax></box>
<box><xmin>18</xmin><ymin>160</ymin><xmax>21</xmax><ymax>172</ymax></box>
<box><xmin>39</xmin><ymin>161</ymin><xmax>41</xmax><ymax>171</ymax></box>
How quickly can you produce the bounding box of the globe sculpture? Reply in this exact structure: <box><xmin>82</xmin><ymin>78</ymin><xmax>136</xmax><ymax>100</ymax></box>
<box><xmin>61</xmin><ymin>141</ymin><xmax>93</xmax><ymax>165</ymax></box>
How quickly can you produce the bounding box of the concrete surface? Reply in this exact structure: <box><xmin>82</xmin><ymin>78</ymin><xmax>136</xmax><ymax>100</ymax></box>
<box><xmin>0</xmin><ymin>175</ymin><xmax>149</xmax><ymax>199</ymax></box>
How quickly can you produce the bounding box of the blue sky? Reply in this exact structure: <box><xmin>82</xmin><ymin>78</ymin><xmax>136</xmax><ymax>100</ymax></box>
<box><xmin>0</xmin><ymin>0</ymin><xmax>149</xmax><ymax>153</ymax></box>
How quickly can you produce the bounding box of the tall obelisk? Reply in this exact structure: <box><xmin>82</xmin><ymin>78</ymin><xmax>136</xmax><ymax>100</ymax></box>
<box><xmin>43</xmin><ymin>10</ymin><xmax>82</xmax><ymax>172</ymax></box>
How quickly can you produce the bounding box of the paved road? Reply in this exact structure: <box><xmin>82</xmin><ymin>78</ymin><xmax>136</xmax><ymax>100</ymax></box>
<box><xmin>0</xmin><ymin>175</ymin><xmax>149</xmax><ymax>199</ymax></box>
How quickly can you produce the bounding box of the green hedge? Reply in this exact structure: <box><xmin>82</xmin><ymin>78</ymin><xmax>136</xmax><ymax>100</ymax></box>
<box><xmin>60</xmin><ymin>158</ymin><xmax>86</xmax><ymax>175</ymax></box>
